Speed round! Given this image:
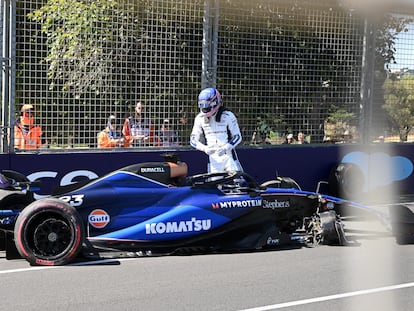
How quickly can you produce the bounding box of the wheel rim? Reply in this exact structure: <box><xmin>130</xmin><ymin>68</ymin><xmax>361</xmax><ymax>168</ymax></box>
<box><xmin>33</xmin><ymin>218</ymin><xmax>73</xmax><ymax>257</ymax></box>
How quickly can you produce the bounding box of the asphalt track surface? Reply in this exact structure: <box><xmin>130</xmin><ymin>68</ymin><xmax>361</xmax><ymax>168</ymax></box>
<box><xmin>1</xmin><ymin>215</ymin><xmax>414</xmax><ymax>311</ymax></box>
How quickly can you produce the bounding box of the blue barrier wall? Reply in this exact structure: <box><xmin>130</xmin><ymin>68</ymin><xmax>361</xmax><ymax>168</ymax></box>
<box><xmin>1</xmin><ymin>144</ymin><xmax>414</xmax><ymax>197</ymax></box>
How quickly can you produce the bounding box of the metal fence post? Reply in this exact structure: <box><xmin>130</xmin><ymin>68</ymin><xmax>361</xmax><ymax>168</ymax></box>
<box><xmin>201</xmin><ymin>0</ymin><xmax>218</xmax><ymax>89</ymax></box>
<box><xmin>1</xmin><ymin>0</ymin><xmax>8</xmax><ymax>153</ymax></box>
<box><xmin>359</xmin><ymin>19</ymin><xmax>376</xmax><ymax>144</ymax></box>
<box><xmin>9</xmin><ymin>0</ymin><xmax>15</xmax><ymax>153</ymax></box>
<box><xmin>1</xmin><ymin>0</ymin><xmax>15</xmax><ymax>153</ymax></box>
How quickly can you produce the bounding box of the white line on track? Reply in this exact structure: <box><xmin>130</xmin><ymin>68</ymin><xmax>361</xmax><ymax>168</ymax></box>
<box><xmin>0</xmin><ymin>265</ymin><xmax>56</xmax><ymax>274</ymax></box>
<box><xmin>0</xmin><ymin>258</ymin><xmax>133</xmax><ymax>274</ymax></box>
<box><xmin>239</xmin><ymin>282</ymin><xmax>414</xmax><ymax>311</ymax></box>
<box><xmin>2</xmin><ymin>260</ymin><xmax>413</xmax><ymax>311</ymax></box>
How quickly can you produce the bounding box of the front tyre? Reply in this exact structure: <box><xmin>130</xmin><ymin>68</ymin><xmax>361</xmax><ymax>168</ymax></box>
<box><xmin>14</xmin><ymin>198</ymin><xmax>84</xmax><ymax>266</ymax></box>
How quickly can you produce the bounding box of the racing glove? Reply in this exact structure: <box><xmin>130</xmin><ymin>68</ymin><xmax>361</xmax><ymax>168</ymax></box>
<box><xmin>216</xmin><ymin>143</ymin><xmax>232</xmax><ymax>156</ymax></box>
<box><xmin>205</xmin><ymin>147</ymin><xmax>216</xmax><ymax>155</ymax></box>
<box><xmin>200</xmin><ymin>145</ymin><xmax>216</xmax><ymax>155</ymax></box>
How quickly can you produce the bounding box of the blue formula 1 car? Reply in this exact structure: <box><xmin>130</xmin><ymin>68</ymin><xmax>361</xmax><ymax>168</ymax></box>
<box><xmin>0</xmin><ymin>153</ymin><xmax>410</xmax><ymax>266</ymax></box>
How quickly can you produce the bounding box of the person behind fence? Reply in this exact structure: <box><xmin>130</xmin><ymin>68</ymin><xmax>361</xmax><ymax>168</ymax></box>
<box><xmin>282</xmin><ymin>133</ymin><xmax>295</xmax><ymax>144</ymax></box>
<box><xmin>122</xmin><ymin>101</ymin><xmax>151</xmax><ymax>147</ymax></box>
<box><xmin>297</xmin><ymin>132</ymin><xmax>309</xmax><ymax>144</ymax></box>
<box><xmin>190</xmin><ymin>87</ymin><xmax>243</xmax><ymax>173</ymax></box>
<box><xmin>97</xmin><ymin>114</ymin><xmax>124</xmax><ymax>148</ymax></box>
<box><xmin>14</xmin><ymin>104</ymin><xmax>47</xmax><ymax>150</ymax></box>
<box><xmin>158</xmin><ymin>118</ymin><xmax>179</xmax><ymax>147</ymax></box>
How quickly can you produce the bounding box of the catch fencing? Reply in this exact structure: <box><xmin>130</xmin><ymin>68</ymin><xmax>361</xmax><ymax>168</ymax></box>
<box><xmin>1</xmin><ymin>0</ymin><xmax>414</xmax><ymax>152</ymax></box>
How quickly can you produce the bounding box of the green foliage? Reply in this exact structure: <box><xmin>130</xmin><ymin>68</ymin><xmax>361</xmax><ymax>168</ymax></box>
<box><xmin>383</xmin><ymin>74</ymin><xmax>414</xmax><ymax>141</ymax></box>
<box><xmin>255</xmin><ymin>114</ymin><xmax>285</xmax><ymax>141</ymax></box>
<box><xmin>327</xmin><ymin>109</ymin><xmax>356</xmax><ymax>125</ymax></box>
<box><xmin>27</xmin><ymin>0</ymin><xmax>140</xmax><ymax>96</ymax></box>
<box><xmin>324</xmin><ymin>109</ymin><xmax>357</xmax><ymax>141</ymax></box>
<box><xmin>376</xmin><ymin>15</ymin><xmax>414</xmax><ymax>72</ymax></box>
<box><xmin>18</xmin><ymin>1</ymin><xmax>414</xmax><ymax>147</ymax></box>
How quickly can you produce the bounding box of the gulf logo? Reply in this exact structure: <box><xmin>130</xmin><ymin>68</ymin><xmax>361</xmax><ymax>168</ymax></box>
<box><xmin>88</xmin><ymin>209</ymin><xmax>110</xmax><ymax>229</ymax></box>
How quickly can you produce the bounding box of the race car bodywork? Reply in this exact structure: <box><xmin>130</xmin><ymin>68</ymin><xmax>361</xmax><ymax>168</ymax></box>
<box><xmin>0</xmin><ymin>154</ymin><xmax>401</xmax><ymax>266</ymax></box>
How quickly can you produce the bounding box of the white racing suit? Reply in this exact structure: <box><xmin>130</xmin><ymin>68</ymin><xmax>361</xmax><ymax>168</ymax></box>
<box><xmin>190</xmin><ymin>108</ymin><xmax>242</xmax><ymax>173</ymax></box>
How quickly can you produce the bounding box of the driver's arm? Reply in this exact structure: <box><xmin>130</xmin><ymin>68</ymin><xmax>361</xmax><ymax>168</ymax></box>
<box><xmin>226</xmin><ymin>112</ymin><xmax>242</xmax><ymax>148</ymax></box>
<box><xmin>216</xmin><ymin>112</ymin><xmax>242</xmax><ymax>156</ymax></box>
<box><xmin>190</xmin><ymin>116</ymin><xmax>213</xmax><ymax>155</ymax></box>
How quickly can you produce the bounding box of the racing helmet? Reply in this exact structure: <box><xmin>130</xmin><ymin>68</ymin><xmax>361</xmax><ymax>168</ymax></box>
<box><xmin>198</xmin><ymin>88</ymin><xmax>222</xmax><ymax>117</ymax></box>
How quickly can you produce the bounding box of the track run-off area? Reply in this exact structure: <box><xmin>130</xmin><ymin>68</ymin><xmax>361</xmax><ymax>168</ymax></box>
<box><xmin>1</xmin><ymin>216</ymin><xmax>414</xmax><ymax>311</ymax></box>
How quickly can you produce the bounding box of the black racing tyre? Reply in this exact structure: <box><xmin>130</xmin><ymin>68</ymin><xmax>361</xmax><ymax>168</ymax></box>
<box><xmin>0</xmin><ymin>230</ymin><xmax>5</xmax><ymax>251</ymax></box>
<box><xmin>389</xmin><ymin>204</ymin><xmax>414</xmax><ymax>245</ymax></box>
<box><xmin>329</xmin><ymin>163</ymin><xmax>364</xmax><ymax>200</ymax></box>
<box><xmin>14</xmin><ymin>198</ymin><xmax>84</xmax><ymax>266</ymax></box>
<box><xmin>393</xmin><ymin>224</ymin><xmax>414</xmax><ymax>245</ymax></box>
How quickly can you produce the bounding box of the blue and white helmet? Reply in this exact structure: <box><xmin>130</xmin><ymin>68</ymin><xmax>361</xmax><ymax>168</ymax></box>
<box><xmin>198</xmin><ymin>88</ymin><xmax>222</xmax><ymax>117</ymax></box>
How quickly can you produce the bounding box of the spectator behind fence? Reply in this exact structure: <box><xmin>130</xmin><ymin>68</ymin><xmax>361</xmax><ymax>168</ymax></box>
<box><xmin>158</xmin><ymin>119</ymin><xmax>179</xmax><ymax>147</ymax></box>
<box><xmin>297</xmin><ymin>132</ymin><xmax>309</xmax><ymax>144</ymax></box>
<box><xmin>14</xmin><ymin>104</ymin><xmax>47</xmax><ymax>150</ymax></box>
<box><xmin>282</xmin><ymin>133</ymin><xmax>295</xmax><ymax>144</ymax></box>
<box><xmin>122</xmin><ymin>101</ymin><xmax>152</xmax><ymax>147</ymax></box>
<box><xmin>190</xmin><ymin>87</ymin><xmax>243</xmax><ymax>173</ymax></box>
<box><xmin>97</xmin><ymin>115</ymin><xmax>124</xmax><ymax>148</ymax></box>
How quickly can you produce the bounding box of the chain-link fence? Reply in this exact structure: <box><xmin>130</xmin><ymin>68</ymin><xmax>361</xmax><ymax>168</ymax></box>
<box><xmin>2</xmin><ymin>0</ymin><xmax>414</xmax><ymax>152</ymax></box>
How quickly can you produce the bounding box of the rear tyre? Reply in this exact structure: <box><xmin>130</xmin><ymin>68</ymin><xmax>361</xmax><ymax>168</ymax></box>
<box><xmin>14</xmin><ymin>198</ymin><xmax>84</xmax><ymax>266</ymax></box>
<box><xmin>0</xmin><ymin>230</ymin><xmax>5</xmax><ymax>251</ymax></box>
<box><xmin>389</xmin><ymin>204</ymin><xmax>414</xmax><ymax>245</ymax></box>
<box><xmin>329</xmin><ymin>163</ymin><xmax>364</xmax><ymax>200</ymax></box>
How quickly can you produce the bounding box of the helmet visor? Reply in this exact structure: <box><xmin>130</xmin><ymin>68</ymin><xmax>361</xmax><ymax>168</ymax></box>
<box><xmin>198</xmin><ymin>100</ymin><xmax>210</xmax><ymax>108</ymax></box>
<box><xmin>199</xmin><ymin>99</ymin><xmax>217</xmax><ymax>114</ymax></box>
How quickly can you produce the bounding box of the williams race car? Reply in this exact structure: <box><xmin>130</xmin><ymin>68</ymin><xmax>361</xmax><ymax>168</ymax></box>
<box><xmin>0</xmin><ymin>153</ymin><xmax>409</xmax><ymax>266</ymax></box>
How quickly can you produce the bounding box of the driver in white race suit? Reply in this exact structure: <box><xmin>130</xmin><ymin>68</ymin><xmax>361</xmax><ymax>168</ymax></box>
<box><xmin>190</xmin><ymin>87</ymin><xmax>243</xmax><ymax>173</ymax></box>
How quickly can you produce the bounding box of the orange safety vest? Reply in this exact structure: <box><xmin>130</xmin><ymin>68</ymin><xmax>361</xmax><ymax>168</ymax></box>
<box><xmin>98</xmin><ymin>127</ymin><xmax>122</xmax><ymax>148</ymax></box>
<box><xmin>14</xmin><ymin>124</ymin><xmax>43</xmax><ymax>150</ymax></box>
